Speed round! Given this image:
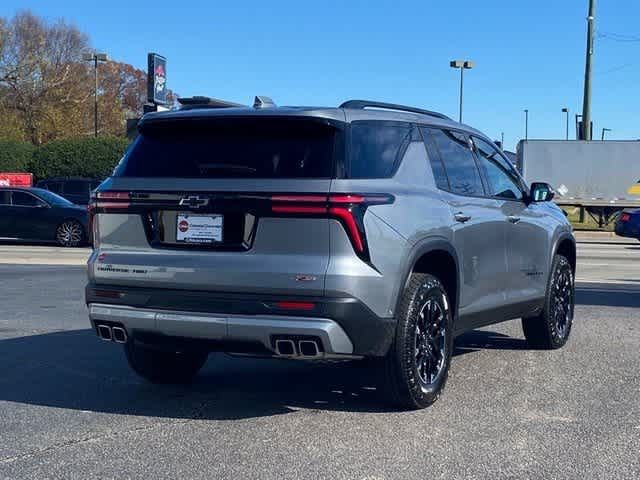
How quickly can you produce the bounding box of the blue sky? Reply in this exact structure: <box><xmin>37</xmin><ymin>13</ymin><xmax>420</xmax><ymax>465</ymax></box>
<box><xmin>2</xmin><ymin>0</ymin><xmax>639</xmax><ymax>149</ymax></box>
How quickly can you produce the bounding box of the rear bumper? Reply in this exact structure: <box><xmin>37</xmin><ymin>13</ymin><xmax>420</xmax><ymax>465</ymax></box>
<box><xmin>86</xmin><ymin>284</ymin><xmax>395</xmax><ymax>357</ymax></box>
<box><xmin>89</xmin><ymin>303</ymin><xmax>355</xmax><ymax>358</ymax></box>
<box><xmin>615</xmin><ymin>223</ymin><xmax>640</xmax><ymax>238</ymax></box>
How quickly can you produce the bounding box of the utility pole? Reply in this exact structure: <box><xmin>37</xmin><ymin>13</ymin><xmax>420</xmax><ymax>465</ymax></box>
<box><xmin>582</xmin><ymin>0</ymin><xmax>596</xmax><ymax>140</ymax></box>
<box><xmin>524</xmin><ymin>109</ymin><xmax>529</xmax><ymax>140</ymax></box>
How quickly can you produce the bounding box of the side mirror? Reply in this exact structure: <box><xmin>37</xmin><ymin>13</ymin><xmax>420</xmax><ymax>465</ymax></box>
<box><xmin>529</xmin><ymin>182</ymin><xmax>555</xmax><ymax>203</ymax></box>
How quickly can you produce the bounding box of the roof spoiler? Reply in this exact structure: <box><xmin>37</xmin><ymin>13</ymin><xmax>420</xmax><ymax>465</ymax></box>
<box><xmin>177</xmin><ymin>96</ymin><xmax>245</xmax><ymax>109</ymax></box>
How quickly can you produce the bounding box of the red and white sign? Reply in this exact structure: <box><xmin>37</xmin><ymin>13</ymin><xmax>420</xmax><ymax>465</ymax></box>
<box><xmin>0</xmin><ymin>173</ymin><xmax>33</xmax><ymax>187</ymax></box>
<box><xmin>176</xmin><ymin>214</ymin><xmax>223</xmax><ymax>243</ymax></box>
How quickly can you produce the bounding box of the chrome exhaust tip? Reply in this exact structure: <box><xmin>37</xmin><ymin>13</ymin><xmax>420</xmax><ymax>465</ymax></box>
<box><xmin>111</xmin><ymin>326</ymin><xmax>128</xmax><ymax>343</ymax></box>
<box><xmin>97</xmin><ymin>325</ymin><xmax>113</xmax><ymax>342</ymax></box>
<box><xmin>298</xmin><ymin>340</ymin><xmax>321</xmax><ymax>358</ymax></box>
<box><xmin>275</xmin><ymin>339</ymin><xmax>296</xmax><ymax>356</ymax></box>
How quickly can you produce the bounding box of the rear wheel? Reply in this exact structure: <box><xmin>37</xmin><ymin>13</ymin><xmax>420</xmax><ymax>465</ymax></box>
<box><xmin>382</xmin><ymin>273</ymin><xmax>453</xmax><ymax>409</ymax></box>
<box><xmin>56</xmin><ymin>220</ymin><xmax>84</xmax><ymax>247</ymax></box>
<box><xmin>124</xmin><ymin>342</ymin><xmax>208</xmax><ymax>384</ymax></box>
<box><xmin>522</xmin><ymin>254</ymin><xmax>575</xmax><ymax>349</ymax></box>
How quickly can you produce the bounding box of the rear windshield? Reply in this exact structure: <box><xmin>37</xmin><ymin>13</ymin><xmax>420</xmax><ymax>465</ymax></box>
<box><xmin>114</xmin><ymin>118</ymin><xmax>338</xmax><ymax>178</ymax></box>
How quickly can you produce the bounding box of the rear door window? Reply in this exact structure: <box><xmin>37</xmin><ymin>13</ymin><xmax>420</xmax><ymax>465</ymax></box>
<box><xmin>0</xmin><ymin>191</ymin><xmax>10</xmax><ymax>205</ymax></box>
<box><xmin>115</xmin><ymin>118</ymin><xmax>339</xmax><ymax>179</ymax></box>
<box><xmin>429</xmin><ymin>129</ymin><xmax>485</xmax><ymax>196</ymax></box>
<box><xmin>348</xmin><ymin>122</ymin><xmax>411</xmax><ymax>178</ymax></box>
<box><xmin>12</xmin><ymin>191</ymin><xmax>42</xmax><ymax>206</ymax></box>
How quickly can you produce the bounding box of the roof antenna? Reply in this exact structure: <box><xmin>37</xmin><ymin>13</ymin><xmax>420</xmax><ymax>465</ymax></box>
<box><xmin>253</xmin><ymin>96</ymin><xmax>276</xmax><ymax>109</ymax></box>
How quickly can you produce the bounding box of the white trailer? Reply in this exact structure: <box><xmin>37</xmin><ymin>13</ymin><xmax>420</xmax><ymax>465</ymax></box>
<box><xmin>516</xmin><ymin>140</ymin><xmax>640</xmax><ymax>226</ymax></box>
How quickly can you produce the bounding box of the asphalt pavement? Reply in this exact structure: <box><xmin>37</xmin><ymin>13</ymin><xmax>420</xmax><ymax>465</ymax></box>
<box><xmin>0</xmin><ymin>241</ymin><xmax>638</xmax><ymax>479</ymax></box>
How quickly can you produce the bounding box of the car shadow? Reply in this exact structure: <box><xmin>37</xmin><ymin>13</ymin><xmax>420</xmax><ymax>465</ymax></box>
<box><xmin>0</xmin><ymin>327</ymin><xmax>528</xmax><ymax>420</ymax></box>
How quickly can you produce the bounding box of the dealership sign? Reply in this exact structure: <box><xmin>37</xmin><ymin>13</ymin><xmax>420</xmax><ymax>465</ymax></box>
<box><xmin>147</xmin><ymin>53</ymin><xmax>168</xmax><ymax>105</ymax></box>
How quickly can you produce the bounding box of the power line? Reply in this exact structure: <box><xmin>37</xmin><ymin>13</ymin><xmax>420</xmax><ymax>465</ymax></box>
<box><xmin>597</xmin><ymin>31</ymin><xmax>640</xmax><ymax>43</ymax></box>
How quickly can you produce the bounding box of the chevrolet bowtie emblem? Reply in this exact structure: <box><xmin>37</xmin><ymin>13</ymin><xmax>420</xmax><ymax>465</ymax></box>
<box><xmin>179</xmin><ymin>195</ymin><xmax>210</xmax><ymax>208</ymax></box>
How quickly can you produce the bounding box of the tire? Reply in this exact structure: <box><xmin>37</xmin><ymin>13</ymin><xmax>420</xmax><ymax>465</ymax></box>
<box><xmin>56</xmin><ymin>220</ymin><xmax>84</xmax><ymax>247</ymax></box>
<box><xmin>382</xmin><ymin>273</ymin><xmax>454</xmax><ymax>409</ymax></box>
<box><xmin>522</xmin><ymin>254</ymin><xmax>575</xmax><ymax>350</ymax></box>
<box><xmin>124</xmin><ymin>341</ymin><xmax>208</xmax><ymax>384</ymax></box>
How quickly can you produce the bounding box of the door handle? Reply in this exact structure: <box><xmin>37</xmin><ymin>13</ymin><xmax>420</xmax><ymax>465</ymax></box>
<box><xmin>454</xmin><ymin>212</ymin><xmax>472</xmax><ymax>223</ymax></box>
<box><xmin>507</xmin><ymin>215</ymin><xmax>521</xmax><ymax>224</ymax></box>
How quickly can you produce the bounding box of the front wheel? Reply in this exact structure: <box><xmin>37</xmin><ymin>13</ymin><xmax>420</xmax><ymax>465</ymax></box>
<box><xmin>522</xmin><ymin>254</ymin><xmax>575</xmax><ymax>349</ymax></box>
<box><xmin>56</xmin><ymin>220</ymin><xmax>84</xmax><ymax>247</ymax></box>
<box><xmin>125</xmin><ymin>342</ymin><xmax>208</xmax><ymax>384</ymax></box>
<box><xmin>382</xmin><ymin>273</ymin><xmax>454</xmax><ymax>409</ymax></box>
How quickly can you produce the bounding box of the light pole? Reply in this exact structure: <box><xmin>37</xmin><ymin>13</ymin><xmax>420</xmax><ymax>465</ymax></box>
<box><xmin>450</xmin><ymin>60</ymin><xmax>475</xmax><ymax>123</ymax></box>
<box><xmin>562</xmin><ymin>108</ymin><xmax>570</xmax><ymax>140</ymax></box>
<box><xmin>82</xmin><ymin>52</ymin><xmax>108</xmax><ymax>137</ymax></box>
<box><xmin>524</xmin><ymin>109</ymin><xmax>529</xmax><ymax>140</ymax></box>
<box><xmin>601</xmin><ymin>128</ymin><xmax>611</xmax><ymax>141</ymax></box>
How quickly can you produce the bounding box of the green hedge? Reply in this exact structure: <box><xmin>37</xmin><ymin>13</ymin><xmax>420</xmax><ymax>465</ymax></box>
<box><xmin>0</xmin><ymin>140</ymin><xmax>36</xmax><ymax>172</ymax></box>
<box><xmin>29</xmin><ymin>137</ymin><xmax>130</xmax><ymax>180</ymax></box>
<box><xmin>0</xmin><ymin>137</ymin><xmax>130</xmax><ymax>180</ymax></box>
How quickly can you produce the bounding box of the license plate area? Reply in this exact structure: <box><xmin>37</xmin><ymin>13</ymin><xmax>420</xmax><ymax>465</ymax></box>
<box><xmin>148</xmin><ymin>210</ymin><xmax>256</xmax><ymax>250</ymax></box>
<box><xmin>176</xmin><ymin>214</ymin><xmax>223</xmax><ymax>244</ymax></box>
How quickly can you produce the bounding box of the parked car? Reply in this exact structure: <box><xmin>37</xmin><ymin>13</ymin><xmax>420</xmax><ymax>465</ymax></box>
<box><xmin>0</xmin><ymin>187</ymin><xmax>88</xmax><ymax>247</ymax></box>
<box><xmin>36</xmin><ymin>177</ymin><xmax>102</xmax><ymax>205</ymax></box>
<box><xmin>615</xmin><ymin>209</ymin><xmax>640</xmax><ymax>240</ymax></box>
<box><xmin>86</xmin><ymin>97</ymin><xmax>576</xmax><ymax>409</ymax></box>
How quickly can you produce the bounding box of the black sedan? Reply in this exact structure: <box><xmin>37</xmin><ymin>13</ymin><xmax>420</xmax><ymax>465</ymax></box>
<box><xmin>0</xmin><ymin>188</ymin><xmax>89</xmax><ymax>247</ymax></box>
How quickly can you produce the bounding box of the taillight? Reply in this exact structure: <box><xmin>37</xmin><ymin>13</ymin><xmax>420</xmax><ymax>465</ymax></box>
<box><xmin>620</xmin><ymin>213</ymin><xmax>630</xmax><ymax>222</ymax></box>
<box><xmin>270</xmin><ymin>193</ymin><xmax>393</xmax><ymax>262</ymax></box>
<box><xmin>95</xmin><ymin>191</ymin><xmax>131</xmax><ymax>210</ymax></box>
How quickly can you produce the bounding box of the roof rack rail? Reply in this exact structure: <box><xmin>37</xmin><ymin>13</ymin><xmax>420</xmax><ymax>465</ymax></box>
<box><xmin>177</xmin><ymin>96</ymin><xmax>245</xmax><ymax>109</ymax></box>
<box><xmin>339</xmin><ymin>100</ymin><xmax>452</xmax><ymax>121</ymax></box>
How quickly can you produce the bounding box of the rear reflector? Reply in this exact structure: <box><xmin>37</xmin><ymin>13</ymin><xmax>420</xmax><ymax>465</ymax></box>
<box><xmin>274</xmin><ymin>301</ymin><xmax>316</xmax><ymax>311</ymax></box>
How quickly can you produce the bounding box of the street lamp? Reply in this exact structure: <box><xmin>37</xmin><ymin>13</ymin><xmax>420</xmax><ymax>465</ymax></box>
<box><xmin>450</xmin><ymin>60</ymin><xmax>475</xmax><ymax>123</ymax></box>
<box><xmin>601</xmin><ymin>128</ymin><xmax>611</xmax><ymax>141</ymax></box>
<box><xmin>524</xmin><ymin>109</ymin><xmax>529</xmax><ymax>140</ymax></box>
<box><xmin>82</xmin><ymin>52</ymin><xmax>109</xmax><ymax>137</ymax></box>
<box><xmin>562</xmin><ymin>108</ymin><xmax>570</xmax><ymax>140</ymax></box>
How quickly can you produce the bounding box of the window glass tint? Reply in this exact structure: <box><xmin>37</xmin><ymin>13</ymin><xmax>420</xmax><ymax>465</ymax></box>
<box><xmin>349</xmin><ymin>123</ymin><xmax>410</xmax><ymax>178</ymax></box>
<box><xmin>421</xmin><ymin>128</ymin><xmax>449</xmax><ymax>190</ymax></box>
<box><xmin>44</xmin><ymin>182</ymin><xmax>63</xmax><ymax>193</ymax></box>
<box><xmin>473</xmin><ymin>138</ymin><xmax>523</xmax><ymax>200</ymax></box>
<box><xmin>430</xmin><ymin>129</ymin><xmax>484</xmax><ymax>196</ymax></box>
<box><xmin>116</xmin><ymin>119</ymin><xmax>337</xmax><ymax>178</ymax></box>
<box><xmin>64</xmin><ymin>181</ymin><xmax>88</xmax><ymax>195</ymax></box>
<box><xmin>12</xmin><ymin>191</ymin><xmax>41</xmax><ymax>206</ymax></box>
<box><xmin>0</xmin><ymin>191</ymin><xmax>10</xmax><ymax>205</ymax></box>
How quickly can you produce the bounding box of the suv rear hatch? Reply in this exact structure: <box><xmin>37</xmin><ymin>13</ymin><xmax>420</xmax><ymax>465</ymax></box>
<box><xmin>89</xmin><ymin>115</ymin><xmax>343</xmax><ymax>297</ymax></box>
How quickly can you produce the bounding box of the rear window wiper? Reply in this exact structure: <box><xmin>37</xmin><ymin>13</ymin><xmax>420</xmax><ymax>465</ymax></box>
<box><xmin>197</xmin><ymin>163</ymin><xmax>257</xmax><ymax>174</ymax></box>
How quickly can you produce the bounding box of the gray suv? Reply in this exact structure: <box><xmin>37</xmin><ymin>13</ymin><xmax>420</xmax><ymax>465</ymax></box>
<box><xmin>86</xmin><ymin>98</ymin><xmax>576</xmax><ymax>409</ymax></box>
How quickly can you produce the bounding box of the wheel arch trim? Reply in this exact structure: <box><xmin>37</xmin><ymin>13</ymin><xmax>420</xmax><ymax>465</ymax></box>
<box><xmin>393</xmin><ymin>237</ymin><xmax>461</xmax><ymax>321</ymax></box>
